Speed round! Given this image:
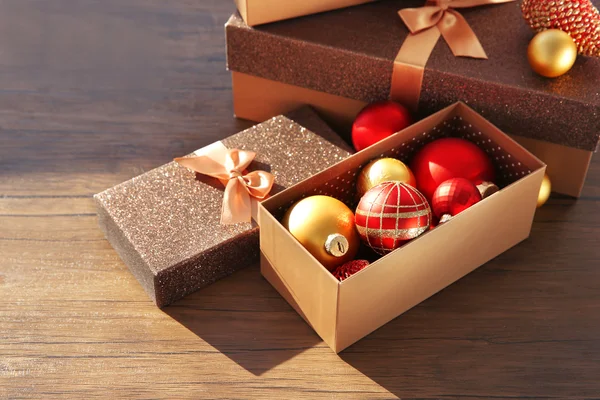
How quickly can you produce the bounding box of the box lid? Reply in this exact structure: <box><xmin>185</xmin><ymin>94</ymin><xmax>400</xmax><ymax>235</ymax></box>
<box><xmin>226</xmin><ymin>0</ymin><xmax>600</xmax><ymax>152</ymax></box>
<box><xmin>94</xmin><ymin>107</ymin><xmax>353</xmax><ymax>306</ymax></box>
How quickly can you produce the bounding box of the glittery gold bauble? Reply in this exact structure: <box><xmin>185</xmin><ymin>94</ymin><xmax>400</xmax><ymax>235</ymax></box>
<box><xmin>538</xmin><ymin>173</ymin><xmax>552</xmax><ymax>208</ymax></box>
<box><xmin>283</xmin><ymin>195</ymin><xmax>360</xmax><ymax>271</ymax></box>
<box><xmin>528</xmin><ymin>29</ymin><xmax>578</xmax><ymax>78</ymax></box>
<box><xmin>357</xmin><ymin>158</ymin><xmax>416</xmax><ymax>198</ymax></box>
<box><xmin>522</xmin><ymin>0</ymin><xmax>600</xmax><ymax>57</ymax></box>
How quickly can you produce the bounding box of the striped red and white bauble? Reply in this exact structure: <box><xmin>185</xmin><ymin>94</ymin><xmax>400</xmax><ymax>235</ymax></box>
<box><xmin>355</xmin><ymin>181</ymin><xmax>431</xmax><ymax>255</ymax></box>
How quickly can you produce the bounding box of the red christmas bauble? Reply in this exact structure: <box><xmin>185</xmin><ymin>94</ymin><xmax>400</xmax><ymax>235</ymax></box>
<box><xmin>355</xmin><ymin>182</ymin><xmax>431</xmax><ymax>255</ymax></box>
<box><xmin>332</xmin><ymin>260</ymin><xmax>370</xmax><ymax>282</ymax></box>
<box><xmin>410</xmin><ymin>138</ymin><xmax>495</xmax><ymax>202</ymax></box>
<box><xmin>352</xmin><ymin>101</ymin><xmax>413</xmax><ymax>152</ymax></box>
<box><xmin>432</xmin><ymin>178</ymin><xmax>482</xmax><ymax>221</ymax></box>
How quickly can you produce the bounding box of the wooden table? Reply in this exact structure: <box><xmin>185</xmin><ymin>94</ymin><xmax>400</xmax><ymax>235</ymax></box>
<box><xmin>1</xmin><ymin>1</ymin><xmax>599</xmax><ymax>398</ymax></box>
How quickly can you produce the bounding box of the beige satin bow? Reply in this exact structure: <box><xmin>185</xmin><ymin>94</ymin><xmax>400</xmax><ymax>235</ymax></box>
<box><xmin>175</xmin><ymin>145</ymin><xmax>274</xmax><ymax>225</ymax></box>
<box><xmin>392</xmin><ymin>0</ymin><xmax>515</xmax><ymax>109</ymax></box>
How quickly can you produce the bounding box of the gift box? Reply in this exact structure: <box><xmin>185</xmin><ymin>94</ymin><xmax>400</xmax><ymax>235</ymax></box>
<box><xmin>258</xmin><ymin>102</ymin><xmax>546</xmax><ymax>353</ymax></box>
<box><xmin>94</xmin><ymin>107</ymin><xmax>353</xmax><ymax>307</ymax></box>
<box><xmin>234</xmin><ymin>0</ymin><xmax>376</xmax><ymax>26</ymax></box>
<box><xmin>225</xmin><ymin>0</ymin><xmax>600</xmax><ymax>197</ymax></box>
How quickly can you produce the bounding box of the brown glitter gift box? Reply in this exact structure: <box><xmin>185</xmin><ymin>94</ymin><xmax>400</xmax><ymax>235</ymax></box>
<box><xmin>94</xmin><ymin>108</ymin><xmax>353</xmax><ymax>307</ymax></box>
<box><xmin>225</xmin><ymin>0</ymin><xmax>600</xmax><ymax>197</ymax></box>
<box><xmin>259</xmin><ymin>102</ymin><xmax>546</xmax><ymax>353</ymax></box>
<box><xmin>234</xmin><ymin>0</ymin><xmax>377</xmax><ymax>26</ymax></box>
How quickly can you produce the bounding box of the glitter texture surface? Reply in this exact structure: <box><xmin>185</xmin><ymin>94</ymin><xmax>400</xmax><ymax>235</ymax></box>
<box><xmin>226</xmin><ymin>0</ymin><xmax>600</xmax><ymax>151</ymax></box>
<box><xmin>95</xmin><ymin>107</ymin><xmax>353</xmax><ymax>307</ymax></box>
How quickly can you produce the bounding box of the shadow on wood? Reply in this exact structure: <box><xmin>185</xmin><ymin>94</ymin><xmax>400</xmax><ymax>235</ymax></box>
<box><xmin>339</xmin><ymin>224</ymin><xmax>600</xmax><ymax>398</ymax></box>
<box><xmin>163</xmin><ymin>265</ymin><xmax>322</xmax><ymax>376</ymax></box>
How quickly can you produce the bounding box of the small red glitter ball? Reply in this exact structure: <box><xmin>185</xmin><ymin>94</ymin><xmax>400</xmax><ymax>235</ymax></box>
<box><xmin>332</xmin><ymin>260</ymin><xmax>370</xmax><ymax>282</ymax></box>
<box><xmin>432</xmin><ymin>178</ymin><xmax>482</xmax><ymax>220</ymax></box>
<box><xmin>351</xmin><ymin>101</ymin><xmax>413</xmax><ymax>152</ymax></box>
<box><xmin>355</xmin><ymin>181</ymin><xmax>431</xmax><ymax>255</ymax></box>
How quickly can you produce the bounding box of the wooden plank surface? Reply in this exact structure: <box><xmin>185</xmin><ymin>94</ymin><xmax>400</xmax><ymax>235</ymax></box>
<box><xmin>1</xmin><ymin>1</ymin><xmax>599</xmax><ymax>398</ymax></box>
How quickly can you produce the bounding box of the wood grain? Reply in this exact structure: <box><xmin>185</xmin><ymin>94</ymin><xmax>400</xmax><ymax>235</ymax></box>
<box><xmin>1</xmin><ymin>1</ymin><xmax>599</xmax><ymax>398</ymax></box>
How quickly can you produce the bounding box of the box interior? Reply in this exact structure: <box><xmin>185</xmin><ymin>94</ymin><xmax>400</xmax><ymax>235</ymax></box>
<box><xmin>263</xmin><ymin>103</ymin><xmax>545</xmax><ymax>274</ymax></box>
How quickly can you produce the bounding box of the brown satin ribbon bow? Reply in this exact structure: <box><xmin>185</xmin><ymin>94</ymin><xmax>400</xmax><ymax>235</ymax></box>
<box><xmin>175</xmin><ymin>144</ymin><xmax>274</xmax><ymax>225</ymax></box>
<box><xmin>392</xmin><ymin>0</ymin><xmax>515</xmax><ymax>109</ymax></box>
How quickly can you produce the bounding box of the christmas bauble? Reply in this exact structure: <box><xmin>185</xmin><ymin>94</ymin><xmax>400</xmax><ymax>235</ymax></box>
<box><xmin>332</xmin><ymin>260</ymin><xmax>370</xmax><ymax>282</ymax></box>
<box><xmin>432</xmin><ymin>178</ymin><xmax>482</xmax><ymax>223</ymax></box>
<box><xmin>522</xmin><ymin>0</ymin><xmax>600</xmax><ymax>57</ymax></box>
<box><xmin>283</xmin><ymin>195</ymin><xmax>360</xmax><ymax>271</ymax></box>
<box><xmin>538</xmin><ymin>173</ymin><xmax>552</xmax><ymax>208</ymax></box>
<box><xmin>356</xmin><ymin>158</ymin><xmax>417</xmax><ymax>198</ymax></box>
<box><xmin>476</xmin><ymin>181</ymin><xmax>500</xmax><ymax>199</ymax></box>
<box><xmin>355</xmin><ymin>182</ymin><xmax>431</xmax><ymax>255</ymax></box>
<box><xmin>351</xmin><ymin>101</ymin><xmax>413</xmax><ymax>152</ymax></box>
<box><xmin>527</xmin><ymin>29</ymin><xmax>578</xmax><ymax>78</ymax></box>
<box><xmin>410</xmin><ymin>138</ymin><xmax>495</xmax><ymax>202</ymax></box>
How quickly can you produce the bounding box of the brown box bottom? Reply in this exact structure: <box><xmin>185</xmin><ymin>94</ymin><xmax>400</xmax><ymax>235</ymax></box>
<box><xmin>232</xmin><ymin>71</ymin><xmax>592</xmax><ymax>198</ymax></box>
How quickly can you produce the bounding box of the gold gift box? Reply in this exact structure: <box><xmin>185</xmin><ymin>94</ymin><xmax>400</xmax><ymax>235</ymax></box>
<box><xmin>258</xmin><ymin>102</ymin><xmax>546</xmax><ymax>352</ymax></box>
<box><xmin>234</xmin><ymin>0</ymin><xmax>376</xmax><ymax>26</ymax></box>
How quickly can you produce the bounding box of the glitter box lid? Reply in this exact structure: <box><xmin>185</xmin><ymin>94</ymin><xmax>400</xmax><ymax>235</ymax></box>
<box><xmin>94</xmin><ymin>107</ymin><xmax>353</xmax><ymax>306</ymax></box>
<box><xmin>226</xmin><ymin>0</ymin><xmax>600</xmax><ymax>152</ymax></box>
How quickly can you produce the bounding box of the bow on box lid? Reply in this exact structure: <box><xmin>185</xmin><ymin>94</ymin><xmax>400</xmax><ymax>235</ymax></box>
<box><xmin>175</xmin><ymin>142</ymin><xmax>274</xmax><ymax>225</ymax></box>
<box><xmin>392</xmin><ymin>0</ymin><xmax>515</xmax><ymax>109</ymax></box>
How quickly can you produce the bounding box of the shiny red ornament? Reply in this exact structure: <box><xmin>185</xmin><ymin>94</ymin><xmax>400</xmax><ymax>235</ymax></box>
<box><xmin>332</xmin><ymin>260</ymin><xmax>370</xmax><ymax>282</ymax></box>
<box><xmin>352</xmin><ymin>101</ymin><xmax>413</xmax><ymax>152</ymax></box>
<box><xmin>410</xmin><ymin>138</ymin><xmax>495</xmax><ymax>202</ymax></box>
<box><xmin>432</xmin><ymin>178</ymin><xmax>482</xmax><ymax>222</ymax></box>
<box><xmin>355</xmin><ymin>181</ymin><xmax>431</xmax><ymax>255</ymax></box>
<box><xmin>522</xmin><ymin>0</ymin><xmax>600</xmax><ymax>57</ymax></box>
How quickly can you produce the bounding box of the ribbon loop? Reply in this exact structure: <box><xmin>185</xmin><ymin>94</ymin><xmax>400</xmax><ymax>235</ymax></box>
<box><xmin>394</xmin><ymin>0</ymin><xmax>514</xmax><ymax>110</ymax></box>
<box><xmin>398</xmin><ymin>0</ymin><xmax>503</xmax><ymax>60</ymax></box>
<box><xmin>399</xmin><ymin>6</ymin><xmax>445</xmax><ymax>33</ymax></box>
<box><xmin>175</xmin><ymin>145</ymin><xmax>274</xmax><ymax>225</ymax></box>
<box><xmin>439</xmin><ymin>9</ymin><xmax>487</xmax><ymax>58</ymax></box>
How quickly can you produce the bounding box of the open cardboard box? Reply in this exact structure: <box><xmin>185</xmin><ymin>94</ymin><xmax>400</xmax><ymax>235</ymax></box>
<box><xmin>258</xmin><ymin>102</ymin><xmax>546</xmax><ymax>353</ymax></box>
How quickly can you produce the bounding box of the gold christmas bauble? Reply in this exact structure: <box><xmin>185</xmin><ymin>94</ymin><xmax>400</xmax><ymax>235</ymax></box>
<box><xmin>537</xmin><ymin>173</ymin><xmax>552</xmax><ymax>208</ymax></box>
<box><xmin>528</xmin><ymin>29</ymin><xmax>578</xmax><ymax>78</ymax></box>
<box><xmin>357</xmin><ymin>158</ymin><xmax>416</xmax><ymax>198</ymax></box>
<box><xmin>282</xmin><ymin>195</ymin><xmax>360</xmax><ymax>271</ymax></box>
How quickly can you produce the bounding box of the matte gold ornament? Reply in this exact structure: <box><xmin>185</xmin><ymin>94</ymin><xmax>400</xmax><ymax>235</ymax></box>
<box><xmin>537</xmin><ymin>173</ymin><xmax>552</xmax><ymax>208</ymax></box>
<box><xmin>527</xmin><ymin>29</ymin><xmax>578</xmax><ymax>78</ymax></box>
<box><xmin>283</xmin><ymin>195</ymin><xmax>360</xmax><ymax>271</ymax></box>
<box><xmin>357</xmin><ymin>158</ymin><xmax>416</xmax><ymax>198</ymax></box>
